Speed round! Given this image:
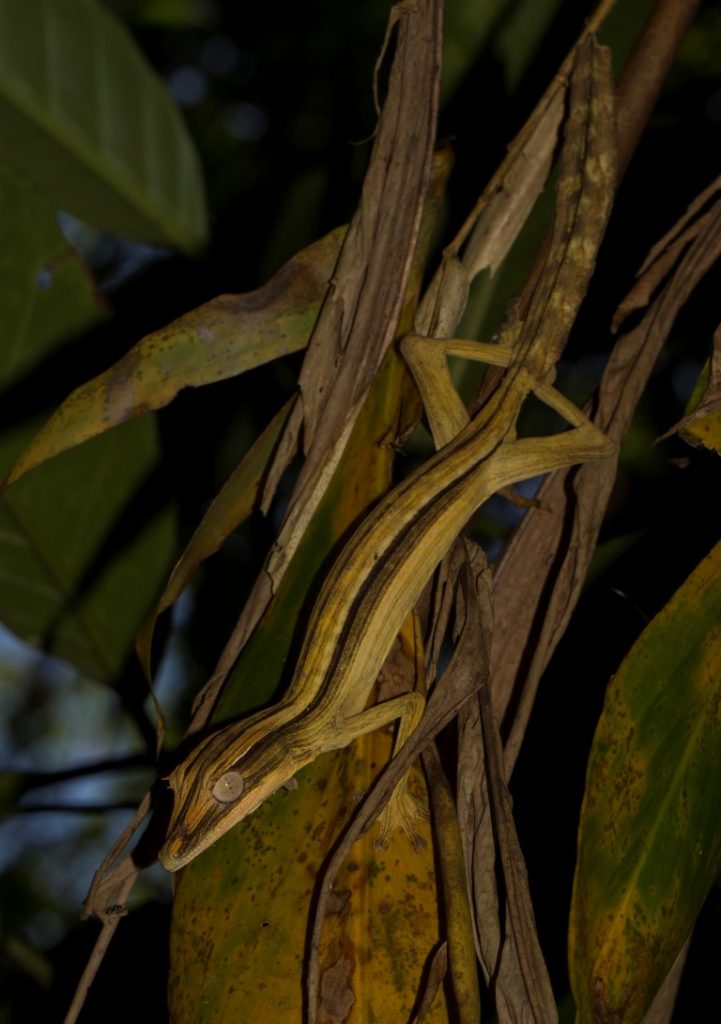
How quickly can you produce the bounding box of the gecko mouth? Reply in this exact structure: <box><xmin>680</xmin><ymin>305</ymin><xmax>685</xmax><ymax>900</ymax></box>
<box><xmin>159</xmin><ymin>827</ymin><xmax>209</xmax><ymax>872</ymax></box>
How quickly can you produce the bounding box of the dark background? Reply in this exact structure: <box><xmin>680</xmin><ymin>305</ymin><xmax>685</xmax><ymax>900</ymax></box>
<box><xmin>2</xmin><ymin>0</ymin><xmax>721</xmax><ymax>1020</ymax></box>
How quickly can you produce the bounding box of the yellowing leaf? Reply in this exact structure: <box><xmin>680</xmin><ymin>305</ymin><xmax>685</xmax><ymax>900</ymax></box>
<box><xmin>2</xmin><ymin>227</ymin><xmax>344</xmax><ymax>490</ymax></box>
<box><xmin>675</xmin><ymin>346</ymin><xmax>721</xmax><ymax>454</ymax></box>
<box><xmin>169</xmin><ymin>739</ymin><xmax>443</xmax><ymax>1023</ymax></box>
<box><xmin>569</xmin><ymin>537</ymin><xmax>721</xmax><ymax>1024</ymax></box>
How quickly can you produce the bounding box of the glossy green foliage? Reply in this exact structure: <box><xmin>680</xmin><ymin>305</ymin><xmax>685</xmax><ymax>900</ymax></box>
<box><xmin>0</xmin><ymin>161</ymin><xmax>107</xmax><ymax>389</ymax></box>
<box><xmin>0</xmin><ymin>0</ymin><xmax>207</xmax><ymax>250</ymax></box>
<box><xmin>0</xmin><ymin>416</ymin><xmax>175</xmax><ymax>682</ymax></box>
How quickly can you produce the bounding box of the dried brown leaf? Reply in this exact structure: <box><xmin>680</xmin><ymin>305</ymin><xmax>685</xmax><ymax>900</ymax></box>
<box><xmin>640</xmin><ymin>175</ymin><xmax>721</xmax><ymax>275</ymax></box>
<box><xmin>456</xmin><ymin>694</ymin><xmax>499</xmax><ymax>976</ymax></box>
<box><xmin>611</xmin><ymin>212</ymin><xmax>710</xmax><ymax>334</ymax></box>
<box><xmin>411</xmin><ymin>942</ymin><xmax>449</xmax><ymax>1024</ymax></box>
<box><xmin>190</xmin><ymin>0</ymin><xmax>443</xmax><ymax>723</ymax></box>
<box><xmin>612</xmin><ymin>180</ymin><xmax>721</xmax><ymax>333</ymax></box>
<box><xmin>493</xmin><ymin>187</ymin><xmax>721</xmax><ymax>774</ymax></box>
<box><xmin>422</xmin><ymin>743</ymin><xmax>481</xmax><ymax>1024</ymax></box>
<box><xmin>639</xmin><ymin>939</ymin><xmax>690</xmax><ymax>1024</ymax></box>
<box><xmin>413</xmin><ymin>0</ymin><xmax>617</xmax><ymax>343</ymax></box>
<box><xmin>462</xmin><ymin>90</ymin><xmax>565</xmax><ymax>280</ymax></box>
<box><xmin>275</xmin><ymin>0</ymin><xmax>442</xmax><ymax>549</ymax></box>
<box><xmin>296</xmin><ymin>0</ymin><xmax>440</xmax><ymax>449</ymax></box>
<box><xmin>78</xmin><ymin>791</ymin><xmax>152</xmax><ymax>922</ymax></box>
<box><xmin>453</xmin><ymin>548</ymin><xmax>503</xmax><ymax>992</ymax></box>
<box><xmin>478</xmin><ymin>659</ymin><xmax>557</xmax><ymax>1021</ymax></box>
<box><xmin>452</xmin><ymin>547</ymin><xmax>556</xmax><ymax>1024</ymax></box>
<box><xmin>518</xmin><ymin>38</ymin><xmax>616</xmax><ymax>373</ymax></box>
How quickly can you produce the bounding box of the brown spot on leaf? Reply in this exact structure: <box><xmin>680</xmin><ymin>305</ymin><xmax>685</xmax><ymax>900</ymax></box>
<box><xmin>319</xmin><ymin>956</ymin><xmax>355</xmax><ymax>1023</ymax></box>
<box><xmin>593</xmin><ymin>977</ymin><xmax>627</xmax><ymax>1024</ymax></box>
<box><xmin>326</xmin><ymin>889</ymin><xmax>350</xmax><ymax>916</ymax></box>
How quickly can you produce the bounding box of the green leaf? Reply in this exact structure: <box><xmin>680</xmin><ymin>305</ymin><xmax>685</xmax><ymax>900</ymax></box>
<box><xmin>136</xmin><ymin>398</ymin><xmax>295</xmax><ymax>680</ymax></box>
<box><xmin>675</xmin><ymin>355</ymin><xmax>721</xmax><ymax>455</ymax></box>
<box><xmin>493</xmin><ymin>0</ymin><xmax>564</xmax><ymax>91</ymax></box>
<box><xmin>0</xmin><ymin>0</ymin><xmax>207</xmax><ymax>251</ymax></box>
<box><xmin>570</xmin><ymin>537</ymin><xmax>721</xmax><ymax>1024</ymax></box>
<box><xmin>442</xmin><ymin>0</ymin><xmax>506</xmax><ymax>104</ymax></box>
<box><xmin>3</xmin><ymin>227</ymin><xmax>344</xmax><ymax>489</ymax></box>
<box><xmin>169</xmin><ymin>747</ymin><xmax>442</xmax><ymax>1024</ymax></box>
<box><xmin>0</xmin><ymin>162</ymin><xmax>107</xmax><ymax>389</ymax></box>
<box><xmin>0</xmin><ymin>415</ymin><xmax>176</xmax><ymax>682</ymax></box>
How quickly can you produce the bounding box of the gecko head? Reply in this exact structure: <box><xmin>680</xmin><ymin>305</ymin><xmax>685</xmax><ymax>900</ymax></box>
<box><xmin>159</xmin><ymin>719</ymin><xmax>297</xmax><ymax>872</ymax></box>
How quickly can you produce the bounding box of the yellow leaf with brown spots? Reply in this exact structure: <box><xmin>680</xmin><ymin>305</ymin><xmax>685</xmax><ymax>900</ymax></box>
<box><xmin>2</xmin><ymin>227</ymin><xmax>343</xmax><ymax>490</ymax></box>
<box><xmin>168</xmin><ymin>737</ymin><xmax>444</xmax><ymax>1024</ymax></box>
<box><xmin>570</xmin><ymin>537</ymin><xmax>721</xmax><ymax>1024</ymax></box>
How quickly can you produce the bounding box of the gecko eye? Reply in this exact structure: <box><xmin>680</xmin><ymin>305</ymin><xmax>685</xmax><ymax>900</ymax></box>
<box><xmin>212</xmin><ymin>771</ymin><xmax>244</xmax><ymax>804</ymax></box>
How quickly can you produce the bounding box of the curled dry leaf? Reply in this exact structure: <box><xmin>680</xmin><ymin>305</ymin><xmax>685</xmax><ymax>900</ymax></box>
<box><xmin>194</xmin><ymin>0</ymin><xmax>444</xmax><ymax>715</ymax></box>
<box><xmin>612</xmin><ymin>176</ymin><xmax>721</xmax><ymax>333</ymax></box>
<box><xmin>265</xmin><ymin>0</ymin><xmax>443</xmax><ymax>580</ymax></box>
<box><xmin>493</xmin><ymin>174</ymin><xmax>721</xmax><ymax>776</ymax></box>
<box><xmin>455</xmin><ymin>546</ymin><xmax>557</xmax><ymax>1024</ymax></box>
<box><xmin>422</xmin><ymin>745</ymin><xmax>480</xmax><ymax>1024</ymax></box>
<box><xmin>410</xmin><ymin>942</ymin><xmax>449</xmax><ymax>1024</ymax></box>
<box><xmin>2</xmin><ymin>227</ymin><xmax>343</xmax><ymax>491</ymax></box>
<box><xmin>489</xmin><ymin>163</ymin><xmax>721</xmax><ymax>1024</ymax></box>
